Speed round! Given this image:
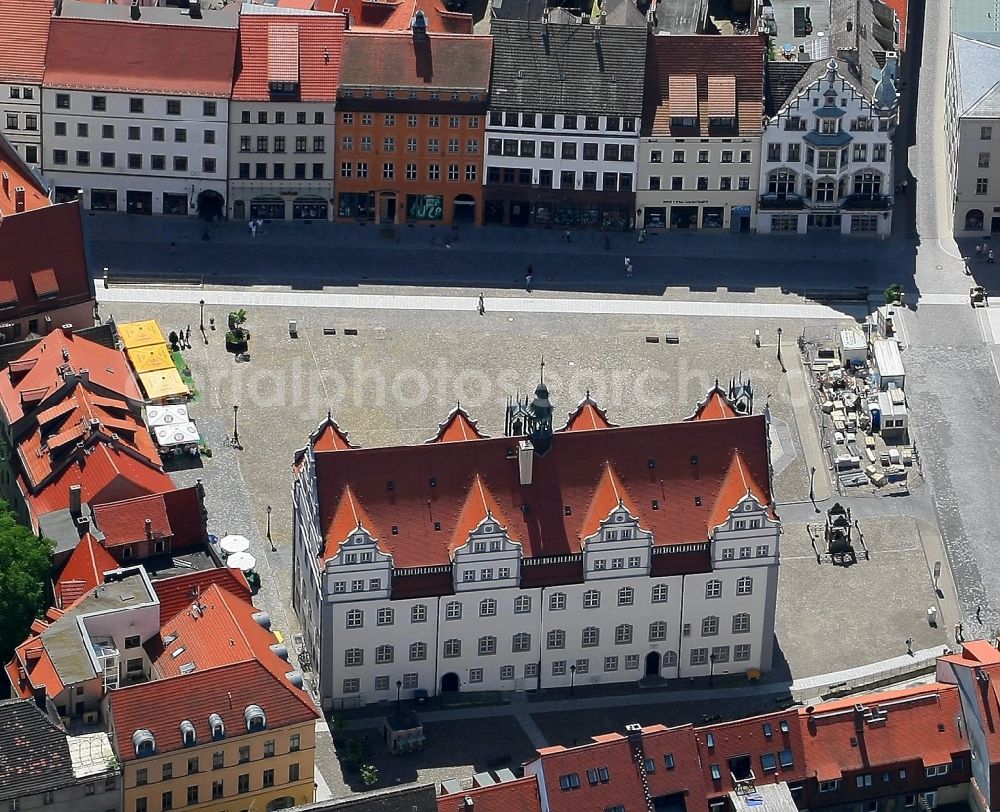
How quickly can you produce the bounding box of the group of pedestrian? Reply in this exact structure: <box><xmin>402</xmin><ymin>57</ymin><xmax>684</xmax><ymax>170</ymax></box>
<box><xmin>248</xmin><ymin>217</ymin><xmax>264</xmax><ymax>237</ymax></box>
<box><xmin>975</xmin><ymin>243</ymin><xmax>995</xmax><ymax>263</ymax></box>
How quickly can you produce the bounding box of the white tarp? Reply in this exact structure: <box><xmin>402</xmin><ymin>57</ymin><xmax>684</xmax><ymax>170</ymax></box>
<box><xmin>153</xmin><ymin>421</ymin><xmax>199</xmax><ymax>447</ymax></box>
<box><xmin>147</xmin><ymin>404</ymin><xmax>190</xmax><ymax>427</ymax></box>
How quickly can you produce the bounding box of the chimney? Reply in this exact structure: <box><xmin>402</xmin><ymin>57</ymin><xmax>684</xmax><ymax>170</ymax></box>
<box><xmin>188</xmin><ymin>0</ymin><xmax>202</xmax><ymax>19</ymax></box>
<box><xmin>76</xmin><ymin>515</ymin><xmax>90</xmax><ymax>534</ymax></box>
<box><xmin>69</xmin><ymin>484</ymin><xmax>82</xmax><ymax>517</ymax></box>
<box><xmin>14</xmin><ymin>186</ymin><xmax>25</xmax><ymax>213</ymax></box>
<box><xmin>130</xmin><ymin>0</ymin><xmax>140</xmax><ymax>19</ymax></box>
<box><xmin>145</xmin><ymin>518</ymin><xmax>153</xmax><ymax>540</ymax></box>
<box><xmin>411</xmin><ymin>9</ymin><xmax>427</xmax><ymax>42</ymax></box>
<box><xmin>2</xmin><ymin>171</ymin><xmax>8</xmax><ymax>197</ymax></box>
<box><xmin>79</xmin><ymin>368</ymin><xmax>90</xmax><ymax>384</ymax></box>
<box><xmin>33</xmin><ymin>686</ymin><xmax>48</xmax><ymax>714</ymax></box>
<box><xmin>463</xmin><ymin>798</ymin><xmax>474</xmax><ymax>810</ymax></box>
<box><xmin>853</xmin><ymin>704</ymin><xmax>866</xmax><ymax>734</ymax></box>
<box><xmin>518</xmin><ymin>439</ymin><xmax>534</xmax><ymax>486</ymax></box>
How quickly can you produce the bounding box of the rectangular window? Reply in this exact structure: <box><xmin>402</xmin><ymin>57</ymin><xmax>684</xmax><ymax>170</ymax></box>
<box><xmin>857</xmin><ymin>774</ymin><xmax>873</xmax><ymax>787</ymax></box>
<box><xmin>173</xmin><ymin>156</ymin><xmax>188</xmax><ymax>172</ymax></box>
<box><xmin>56</xmin><ymin>93</ymin><xmax>69</xmax><ymax>109</ymax></box>
<box><xmin>167</xmin><ymin>99</ymin><xmax>181</xmax><ymax>115</ymax></box>
<box><xmin>263</xmin><ymin>769</ymin><xmax>274</xmax><ymax>788</ymax></box>
<box><xmin>203</xmin><ymin>157</ymin><xmax>216</xmax><ymax>174</ymax></box>
<box><xmin>982</xmin><ymin>126</ymin><xmax>993</xmax><ymax>140</ymax></box>
<box><xmin>469</xmin><ymin>668</ymin><xmax>484</xmax><ymax>683</ymax></box>
<box><xmin>152</xmin><ymin>155</ymin><xmax>166</xmax><ymax>170</ymax></box>
<box><xmin>977</xmin><ymin>178</ymin><xmax>989</xmax><ymax>195</ymax></box>
<box><xmin>101</xmin><ymin>152</ymin><xmax>115</xmax><ymax>168</ymax></box>
<box><xmin>76</xmin><ymin>151</ymin><xmax>90</xmax><ymax>166</ymax></box>
<box><xmin>92</xmin><ymin>95</ymin><xmax>106</xmax><ymax>111</ymax></box>
<box><xmin>77</xmin><ymin>122</ymin><xmax>88</xmax><ymax>138</ymax></box>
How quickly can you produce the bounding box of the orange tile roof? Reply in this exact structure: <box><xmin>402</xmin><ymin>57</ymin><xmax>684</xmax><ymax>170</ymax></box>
<box><xmin>707</xmin><ymin>450</ymin><xmax>771</xmax><ymax>531</ymax></box>
<box><xmin>55</xmin><ymin>533</ymin><xmax>119</xmax><ymax>609</ymax></box>
<box><xmin>0</xmin><ymin>329</ymin><xmax>140</xmax><ymax>425</ymax></box>
<box><xmin>336</xmin><ymin>0</ymin><xmax>473</xmax><ymax>33</ymax></box>
<box><xmin>451</xmin><ymin>474</ymin><xmax>516</xmax><ymax>553</ymax></box>
<box><xmin>0</xmin><ymin>139</ymin><xmax>50</xmax><ymax>215</ymax></box>
<box><xmin>92</xmin><ymin>493</ymin><xmax>172</xmax><ymax>548</ymax></box>
<box><xmin>884</xmin><ymin>0</ymin><xmax>908</xmax><ymax>49</ymax></box>
<box><xmin>232</xmin><ymin>11</ymin><xmax>346</xmax><ymax>102</ymax></box>
<box><xmin>579</xmin><ymin>463</ymin><xmax>641</xmax><ymax>540</ymax></box>
<box><xmin>314</xmin><ymin>412</ymin><xmax>772</xmax><ymax>568</ymax></box>
<box><xmin>321</xmin><ymin>484</ymin><xmax>378</xmax><ymax>560</ymax></box>
<box><xmin>312</xmin><ymin>415</ymin><xmax>358</xmax><ymax>451</ymax></box>
<box><xmin>44</xmin><ymin>17</ymin><xmax>238</xmax><ymax>97</ymax></box>
<box><xmin>559</xmin><ymin>395</ymin><xmax>617</xmax><ymax>432</ymax></box>
<box><xmin>338</xmin><ymin>31</ymin><xmax>490</xmax><ymax>90</ymax></box>
<box><xmin>438</xmin><ymin>777</ymin><xmax>543</xmax><ymax>812</ymax></box>
<box><xmin>108</xmin><ymin>659</ymin><xmax>318</xmax><ymax>762</ymax></box>
<box><xmin>151</xmin><ymin>583</ymin><xmax>287</xmax><ymax>679</ymax></box>
<box><xmin>801</xmin><ymin>683</ymin><xmax>966</xmax><ymax>782</ymax></box>
<box><xmin>427</xmin><ymin>404</ymin><xmax>487</xmax><ymax>443</ymax></box>
<box><xmin>5</xmin><ymin>619</ymin><xmax>65</xmax><ymax>702</ymax></box>
<box><xmin>0</xmin><ymin>0</ymin><xmax>53</xmax><ymax>83</ymax></box>
<box><xmin>152</xmin><ymin>568</ymin><xmax>251</xmax><ymax>625</ymax></box>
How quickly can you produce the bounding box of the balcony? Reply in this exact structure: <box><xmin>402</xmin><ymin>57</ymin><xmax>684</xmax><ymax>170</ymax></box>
<box><xmin>843</xmin><ymin>193</ymin><xmax>893</xmax><ymax>210</ymax></box>
<box><xmin>759</xmin><ymin>193</ymin><xmax>805</xmax><ymax>210</ymax></box>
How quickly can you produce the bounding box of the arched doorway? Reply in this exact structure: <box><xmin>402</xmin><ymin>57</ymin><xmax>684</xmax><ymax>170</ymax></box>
<box><xmin>265</xmin><ymin>798</ymin><xmax>296</xmax><ymax>812</ymax></box>
<box><xmin>197</xmin><ymin>190</ymin><xmax>225</xmax><ymax>221</ymax></box>
<box><xmin>966</xmin><ymin>209</ymin><xmax>985</xmax><ymax>231</ymax></box>
<box><xmin>440</xmin><ymin>672</ymin><xmax>460</xmax><ymax>693</ymax></box>
<box><xmin>644</xmin><ymin>651</ymin><xmax>661</xmax><ymax>677</ymax></box>
<box><xmin>453</xmin><ymin>194</ymin><xmax>476</xmax><ymax>224</ymax></box>
<box><xmin>250</xmin><ymin>195</ymin><xmax>286</xmax><ymax>221</ymax></box>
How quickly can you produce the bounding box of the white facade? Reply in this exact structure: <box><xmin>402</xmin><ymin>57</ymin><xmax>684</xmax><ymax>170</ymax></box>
<box><xmin>1</xmin><ymin>82</ymin><xmax>42</xmax><ymax>165</ymax></box>
<box><xmin>293</xmin><ymin>440</ymin><xmax>780</xmax><ymax>711</ymax></box>
<box><xmin>636</xmin><ymin>136</ymin><xmax>761</xmax><ymax>231</ymax></box>
<box><xmin>757</xmin><ymin>60</ymin><xmax>896</xmax><ymax>236</ymax></box>
<box><xmin>484</xmin><ymin>111</ymin><xmax>640</xmax><ymax>227</ymax></box>
<box><xmin>228</xmin><ymin>100</ymin><xmax>336</xmax><ymax>222</ymax></box>
<box><xmin>40</xmin><ymin>89</ymin><xmax>229</xmax><ymax>216</ymax></box>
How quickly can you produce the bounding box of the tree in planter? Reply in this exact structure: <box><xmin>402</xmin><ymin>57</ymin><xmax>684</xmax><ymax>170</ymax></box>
<box><xmin>225</xmin><ymin>309</ymin><xmax>249</xmax><ymax>353</ymax></box>
<box><xmin>884</xmin><ymin>284</ymin><xmax>903</xmax><ymax>305</ymax></box>
<box><xmin>360</xmin><ymin>764</ymin><xmax>379</xmax><ymax>788</ymax></box>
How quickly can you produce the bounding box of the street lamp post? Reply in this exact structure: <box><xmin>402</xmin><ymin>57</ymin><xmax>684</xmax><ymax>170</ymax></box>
<box><xmin>395</xmin><ymin>679</ymin><xmax>402</xmax><ymax>715</ymax></box>
<box><xmin>232</xmin><ymin>404</ymin><xmax>240</xmax><ymax>449</ymax></box>
<box><xmin>266</xmin><ymin>505</ymin><xmax>275</xmax><ymax>552</ymax></box>
<box><xmin>809</xmin><ymin>466</ymin><xmax>817</xmax><ymax>503</ymax></box>
<box><xmin>709</xmin><ymin>652</ymin><xmax>717</xmax><ymax>688</ymax></box>
<box><xmin>570</xmin><ymin>664</ymin><xmax>577</xmax><ymax>695</ymax></box>
<box><xmin>199</xmin><ymin>299</ymin><xmax>205</xmax><ymax>331</ymax></box>
<box><xmin>776</xmin><ymin>326</ymin><xmax>783</xmax><ymax>363</ymax></box>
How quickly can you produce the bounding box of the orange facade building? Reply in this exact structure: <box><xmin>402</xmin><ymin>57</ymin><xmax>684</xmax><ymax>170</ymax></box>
<box><xmin>334</xmin><ymin>26</ymin><xmax>491</xmax><ymax>226</ymax></box>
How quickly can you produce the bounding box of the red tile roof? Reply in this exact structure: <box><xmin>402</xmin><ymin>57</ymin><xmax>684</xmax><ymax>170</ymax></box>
<box><xmin>883</xmin><ymin>0</ymin><xmax>907</xmax><ymax>49</ymax></box>
<box><xmin>92</xmin><ymin>493</ymin><xmax>172</xmax><ymax>548</ymax></box>
<box><xmin>698</xmin><ymin>710</ymin><xmax>807</xmax><ymax>794</ymax></box>
<box><xmin>427</xmin><ymin>405</ymin><xmax>487</xmax><ymax>443</ymax></box>
<box><xmin>801</xmin><ymin>683</ymin><xmax>966</xmax><ymax>782</ymax></box>
<box><xmin>644</xmin><ymin>34</ymin><xmax>765</xmax><ymax>137</ymax></box>
<box><xmin>641</xmin><ymin>724</ymin><xmax>710</xmax><ymax>807</ymax></box>
<box><xmin>336</xmin><ymin>0</ymin><xmax>473</xmax><ymax>33</ymax></box>
<box><xmin>312</xmin><ymin>415</ymin><xmax>358</xmax><ymax>451</ymax></box>
<box><xmin>579</xmin><ymin>463</ymin><xmax>640</xmax><ymax>539</ymax></box>
<box><xmin>152</xmin><ymin>567</ymin><xmax>251</xmax><ymax>625</ymax></box>
<box><xmin>151</xmin><ymin>583</ymin><xmax>288</xmax><ymax>679</ymax></box>
<box><xmin>232</xmin><ymin>11</ymin><xmax>346</xmax><ymax>102</ymax></box>
<box><xmin>54</xmin><ymin>533</ymin><xmax>119</xmax><ymax>609</ymax></box>
<box><xmin>44</xmin><ymin>17</ymin><xmax>237</xmax><ymax>97</ymax></box>
<box><xmin>438</xmin><ymin>777</ymin><xmax>543</xmax><ymax>812</ymax></box>
<box><xmin>4</xmin><ymin>617</ymin><xmax>65</xmax><ymax>701</ymax></box>
<box><xmin>0</xmin><ymin>0</ymin><xmax>52</xmax><ymax>83</ymax></box>
<box><xmin>688</xmin><ymin>386</ymin><xmax>739</xmax><ymax>421</ymax></box>
<box><xmin>0</xmin><ymin>138</ymin><xmax>50</xmax><ymax>215</ymax></box>
<box><xmin>451</xmin><ymin>474</ymin><xmax>516</xmax><ymax>553</ymax></box>
<box><xmin>108</xmin><ymin>659</ymin><xmax>318</xmax><ymax>762</ymax></box>
<box><xmin>559</xmin><ymin>395</ymin><xmax>617</xmax><ymax>432</ymax></box>
<box><xmin>0</xmin><ymin>201</ymin><xmax>91</xmax><ymax>323</ymax></box>
<box><xmin>313</xmin><ymin>411</ymin><xmax>771</xmax><ymax>569</ymax></box>
<box><xmin>338</xmin><ymin>31</ymin><xmax>491</xmax><ymax>90</ymax></box>
<box><xmin>0</xmin><ymin>329</ymin><xmax>139</xmax><ymax>425</ymax></box>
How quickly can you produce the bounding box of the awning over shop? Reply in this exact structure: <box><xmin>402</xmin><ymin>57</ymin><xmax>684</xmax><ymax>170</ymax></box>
<box><xmin>138</xmin><ymin>368</ymin><xmax>190</xmax><ymax>401</ymax></box>
<box><xmin>153</xmin><ymin>421</ymin><xmax>200</xmax><ymax>447</ymax></box>
<box><xmin>147</xmin><ymin>404</ymin><xmax>190</xmax><ymax>427</ymax></box>
<box><xmin>119</xmin><ymin>320</ymin><xmax>167</xmax><ymax>350</ymax></box>
<box><xmin>127</xmin><ymin>343</ymin><xmax>175</xmax><ymax>374</ymax></box>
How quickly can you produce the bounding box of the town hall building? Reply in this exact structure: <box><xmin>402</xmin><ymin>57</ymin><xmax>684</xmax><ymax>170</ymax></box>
<box><xmin>291</xmin><ymin>378</ymin><xmax>781</xmax><ymax>710</ymax></box>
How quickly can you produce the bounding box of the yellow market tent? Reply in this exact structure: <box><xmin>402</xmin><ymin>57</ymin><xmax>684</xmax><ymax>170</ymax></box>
<box><xmin>118</xmin><ymin>320</ymin><xmax>167</xmax><ymax>350</ymax></box>
<box><xmin>127</xmin><ymin>344</ymin><xmax>175</xmax><ymax>374</ymax></box>
<box><xmin>138</xmin><ymin>368</ymin><xmax>190</xmax><ymax>402</ymax></box>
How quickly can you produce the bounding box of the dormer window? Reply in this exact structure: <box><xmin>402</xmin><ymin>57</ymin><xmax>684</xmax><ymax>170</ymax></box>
<box><xmin>132</xmin><ymin>729</ymin><xmax>155</xmax><ymax>758</ymax></box>
<box><xmin>474</xmin><ymin>542</ymin><xmax>486</xmax><ymax>553</ymax></box>
<box><xmin>209</xmin><ymin>713</ymin><xmax>225</xmax><ymax>741</ymax></box>
<box><xmin>179</xmin><ymin>720</ymin><xmax>196</xmax><ymax>746</ymax></box>
<box><xmin>244</xmin><ymin>704</ymin><xmax>266</xmax><ymax>732</ymax></box>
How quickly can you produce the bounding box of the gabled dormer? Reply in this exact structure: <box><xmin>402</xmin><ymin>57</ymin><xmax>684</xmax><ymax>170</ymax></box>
<box><xmin>451</xmin><ymin>475</ymin><xmax>521</xmax><ymax>591</ymax></box>
<box><xmin>425</xmin><ymin>403</ymin><xmax>488</xmax><ymax>444</ymax></box>
<box><xmin>708</xmin><ymin>451</ymin><xmax>780</xmax><ymax>568</ymax></box>
<box><xmin>580</xmin><ymin>464</ymin><xmax>652</xmax><ymax>579</ymax></box>
<box><xmin>559</xmin><ymin>391</ymin><xmax>617</xmax><ymax>432</ymax></box>
<box><xmin>321</xmin><ymin>485</ymin><xmax>391</xmax><ymax>601</ymax></box>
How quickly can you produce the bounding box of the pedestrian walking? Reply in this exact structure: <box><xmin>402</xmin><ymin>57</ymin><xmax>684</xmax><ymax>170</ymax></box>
<box><xmin>624</xmin><ymin>256</ymin><xmax>633</xmax><ymax>277</ymax></box>
<box><xmin>564</xmin><ymin>230</ymin><xmax>571</xmax><ymax>242</ymax></box>
<box><xmin>185</xmin><ymin>325</ymin><xmax>192</xmax><ymax>347</ymax></box>
<box><xmin>901</xmin><ymin>179</ymin><xmax>908</xmax><ymax>193</ymax></box>
<box><xmin>990</xmin><ymin>249</ymin><xmax>995</xmax><ymax>264</ymax></box>
<box><xmin>905</xmin><ymin>637</ymin><xmax>914</xmax><ymax>656</ymax></box>
<box><xmin>977</xmin><ymin>243</ymin><xmax>983</xmax><ymax>259</ymax></box>
<box><xmin>955</xmin><ymin>622</ymin><xmax>964</xmax><ymax>642</ymax></box>
<box><xmin>977</xmin><ymin>605</ymin><xmax>983</xmax><ymax>623</ymax></box>
<box><xmin>477</xmin><ymin>293</ymin><xmax>485</xmax><ymax>316</ymax></box>
<box><xmin>248</xmin><ymin>219</ymin><xmax>255</xmax><ymax>236</ymax></box>
<box><xmin>525</xmin><ymin>265</ymin><xmax>533</xmax><ymax>292</ymax></box>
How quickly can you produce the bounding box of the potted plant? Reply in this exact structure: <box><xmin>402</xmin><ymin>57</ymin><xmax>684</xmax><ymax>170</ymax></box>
<box><xmin>360</xmin><ymin>764</ymin><xmax>379</xmax><ymax>788</ymax></box>
<box><xmin>225</xmin><ymin>309</ymin><xmax>249</xmax><ymax>353</ymax></box>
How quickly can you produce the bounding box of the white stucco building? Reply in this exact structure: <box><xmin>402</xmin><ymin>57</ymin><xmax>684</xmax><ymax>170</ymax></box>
<box><xmin>292</xmin><ymin>382</ymin><xmax>781</xmax><ymax>711</ymax></box>
<box><xmin>40</xmin><ymin>6</ymin><xmax>237</xmax><ymax>217</ymax></box>
<box><xmin>228</xmin><ymin>7</ymin><xmax>346</xmax><ymax>223</ymax></box>
<box><xmin>482</xmin><ymin>19</ymin><xmax>647</xmax><ymax>228</ymax></box>
<box><xmin>638</xmin><ymin>34</ymin><xmax>765</xmax><ymax>233</ymax></box>
<box><xmin>757</xmin><ymin>58</ymin><xmax>897</xmax><ymax>236</ymax></box>
<box><xmin>0</xmin><ymin>0</ymin><xmax>50</xmax><ymax>167</ymax></box>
